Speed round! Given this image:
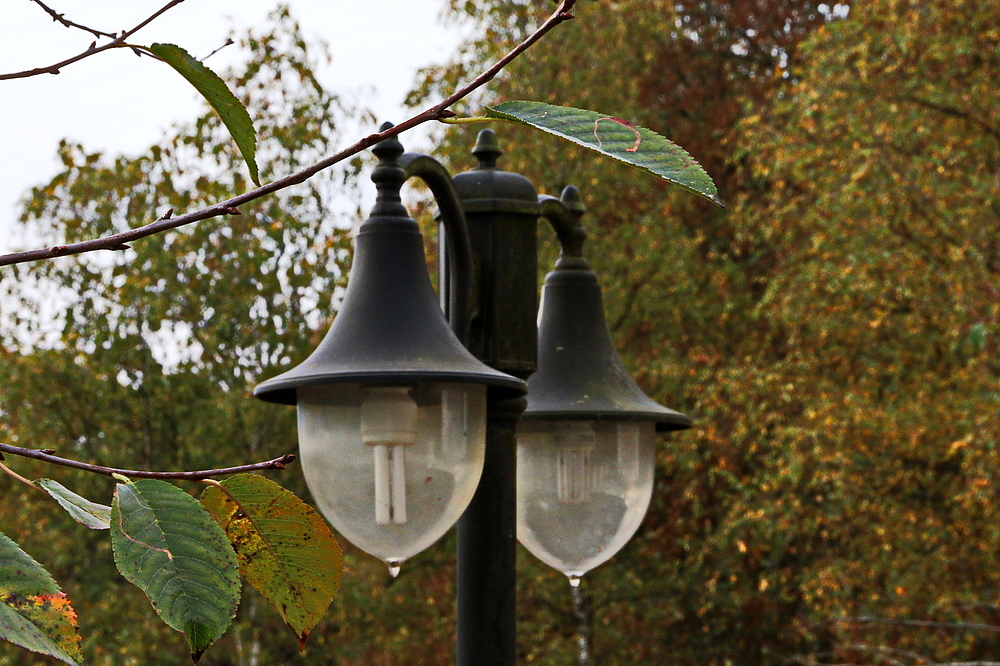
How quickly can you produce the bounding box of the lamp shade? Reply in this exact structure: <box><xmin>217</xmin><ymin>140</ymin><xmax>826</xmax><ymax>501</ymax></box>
<box><xmin>254</xmin><ymin>128</ymin><xmax>525</xmax><ymax>573</ymax></box>
<box><xmin>523</xmin><ymin>266</ymin><xmax>691</xmax><ymax>430</ymax></box>
<box><xmin>517</xmin><ymin>224</ymin><xmax>691</xmax><ymax>585</ymax></box>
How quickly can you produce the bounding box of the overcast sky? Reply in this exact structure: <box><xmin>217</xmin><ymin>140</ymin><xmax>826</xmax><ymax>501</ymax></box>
<box><xmin>0</xmin><ymin>0</ymin><xmax>465</xmax><ymax>253</ymax></box>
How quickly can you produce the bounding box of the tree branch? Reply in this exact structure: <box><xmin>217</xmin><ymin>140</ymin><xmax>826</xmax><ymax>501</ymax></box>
<box><xmin>0</xmin><ymin>441</ymin><xmax>296</xmax><ymax>480</ymax></box>
<box><xmin>831</xmin><ymin>616</ymin><xmax>1000</xmax><ymax>634</ymax></box>
<box><xmin>0</xmin><ymin>0</ymin><xmax>186</xmax><ymax>81</ymax></box>
<box><xmin>28</xmin><ymin>0</ymin><xmax>119</xmax><ymax>40</ymax></box>
<box><xmin>0</xmin><ymin>0</ymin><xmax>578</xmax><ymax>267</ymax></box>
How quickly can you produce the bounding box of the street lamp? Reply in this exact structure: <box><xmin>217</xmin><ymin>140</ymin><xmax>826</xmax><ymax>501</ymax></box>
<box><xmin>254</xmin><ymin>125</ymin><xmax>690</xmax><ymax>665</ymax></box>
<box><xmin>517</xmin><ymin>187</ymin><xmax>691</xmax><ymax>587</ymax></box>
<box><xmin>253</xmin><ymin>127</ymin><xmax>526</xmax><ymax>576</ymax></box>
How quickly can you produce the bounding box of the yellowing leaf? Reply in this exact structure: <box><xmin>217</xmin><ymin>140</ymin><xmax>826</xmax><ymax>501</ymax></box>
<box><xmin>0</xmin><ymin>531</ymin><xmax>83</xmax><ymax>666</ymax></box>
<box><xmin>201</xmin><ymin>474</ymin><xmax>342</xmax><ymax>649</ymax></box>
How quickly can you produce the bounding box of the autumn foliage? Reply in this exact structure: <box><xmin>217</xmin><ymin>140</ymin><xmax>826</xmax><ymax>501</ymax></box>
<box><xmin>3</xmin><ymin>0</ymin><xmax>1000</xmax><ymax>664</ymax></box>
<box><xmin>422</xmin><ymin>0</ymin><xmax>1000</xmax><ymax>663</ymax></box>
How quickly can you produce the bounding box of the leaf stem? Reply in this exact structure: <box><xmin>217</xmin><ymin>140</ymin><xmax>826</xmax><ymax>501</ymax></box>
<box><xmin>438</xmin><ymin>116</ymin><xmax>493</xmax><ymax>125</ymax></box>
<box><xmin>0</xmin><ymin>460</ymin><xmax>42</xmax><ymax>490</ymax></box>
<box><xmin>0</xmin><ymin>442</ymin><xmax>297</xmax><ymax>480</ymax></box>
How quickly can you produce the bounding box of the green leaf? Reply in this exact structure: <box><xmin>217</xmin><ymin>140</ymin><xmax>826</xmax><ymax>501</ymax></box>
<box><xmin>148</xmin><ymin>43</ymin><xmax>259</xmax><ymax>185</ymax></box>
<box><xmin>485</xmin><ymin>101</ymin><xmax>722</xmax><ymax>206</ymax></box>
<box><xmin>111</xmin><ymin>479</ymin><xmax>240</xmax><ymax>662</ymax></box>
<box><xmin>201</xmin><ymin>474</ymin><xmax>342</xmax><ymax>650</ymax></box>
<box><xmin>36</xmin><ymin>478</ymin><xmax>111</xmax><ymax>530</ymax></box>
<box><xmin>0</xmin><ymin>531</ymin><xmax>83</xmax><ymax>666</ymax></box>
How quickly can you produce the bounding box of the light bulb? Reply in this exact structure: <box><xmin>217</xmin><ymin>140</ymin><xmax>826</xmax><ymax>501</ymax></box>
<box><xmin>553</xmin><ymin>421</ymin><xmax>596</xmax><ymax>503</ymax></box>
<box><xmin>296</xmin><ymin>383</ymin><xmax>486</xmax><ymax>570</ymax></box>
<box><xmin>361</xmin><ymin>387</ymin><xmax>418</xmax><ymax>525</ymax></box>
<box><xmin>516</xmin><ymin>420</ymin><xmax>656</xmax><ymax>583</ymax></box>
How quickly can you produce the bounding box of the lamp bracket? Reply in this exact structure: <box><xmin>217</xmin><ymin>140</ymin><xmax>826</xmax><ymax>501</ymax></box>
<box><xmin>398</xmin><ymin>152</ymin><xmax>476</xmax><ymax>345</ymax></box>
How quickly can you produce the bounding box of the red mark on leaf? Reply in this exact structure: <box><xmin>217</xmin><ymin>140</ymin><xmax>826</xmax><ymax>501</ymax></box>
<box><xmin>116</xmin><ymin>491</ymin><xmax>174</xmax><ymax>560</ymax></box>
<box><xmin>593</xmin><ymin>117</ymin><xmax>642</xmax><ymax>153</ymax></box>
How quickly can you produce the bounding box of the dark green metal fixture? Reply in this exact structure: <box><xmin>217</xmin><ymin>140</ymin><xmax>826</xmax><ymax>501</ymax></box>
<box><xmin>253</xmin><ymin>126</ymin><xmax>692</xmax><ymax>666</ymax></box>
<box><xmin>525</xmin><ymin>186</ymin><xmax>691</xmax><ymax>430</ymax></box>
<box><xmin>253</xmin><ymin>126</ymin><xmax>523</xmax><ymax>404</ymax></box>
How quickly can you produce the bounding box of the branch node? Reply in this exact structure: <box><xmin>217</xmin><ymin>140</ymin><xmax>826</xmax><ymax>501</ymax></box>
<box><xmin>439</xmin><ymin>109</ymin><xmax>458</xmax><ymax>119</ymax></box>
<box><xmin>39</xmin><ymin>449</ymin><xmax>56</xmax><ymax>455</ymax></box>
<box><xmin>224</xmin><ymin>206</ymin><xmax>242</xmax><ymax>216</ymax></box>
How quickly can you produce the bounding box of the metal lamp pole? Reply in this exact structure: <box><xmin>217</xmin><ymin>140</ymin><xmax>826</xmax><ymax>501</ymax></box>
<box><xmin>403</xmin><ymin>127</ymin><xmax>542</xmax><ymax>665</ymax></box>
<box><xmin>448</xmin><ymin>130</ymin><xmax>540</xmax><ymax>666</ymax></box>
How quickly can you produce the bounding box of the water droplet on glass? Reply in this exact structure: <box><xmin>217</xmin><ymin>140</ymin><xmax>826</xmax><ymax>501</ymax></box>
<box><xmin>568</xmin><ymin>574</ymin><xmax>581</xmax><ymax>588</ymax></box>
<box><xmin>388</xmin><ymin>560</ymin><xmax>401</xmax><ymax>578</ymax></box>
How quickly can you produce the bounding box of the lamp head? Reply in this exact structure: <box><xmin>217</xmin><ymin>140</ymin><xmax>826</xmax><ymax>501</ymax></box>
<box><xmin>517</xmin><ymin>187</ymin><xmax>691</xmax><ymax>585</ymax></box>
<box><xmin>253</xmin><ymin>125</ymin><xmax>524</xmax><ymax>573</ymax></box>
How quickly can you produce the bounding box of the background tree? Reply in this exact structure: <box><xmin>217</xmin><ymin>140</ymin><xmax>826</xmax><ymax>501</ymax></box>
<box><xmin>730</xmin><ymin>0</ymin><xmax>1000</xmax><ymax>663</ymax></box>
<box><xmin>0</xmin><ymin>10</ymin><xmax>368</xmax><ymax>664</ymax></box>
<box><xmin>412</xmin><ymin>0</ymin><xmax>1000</xmax><ymax>664</ymax></box>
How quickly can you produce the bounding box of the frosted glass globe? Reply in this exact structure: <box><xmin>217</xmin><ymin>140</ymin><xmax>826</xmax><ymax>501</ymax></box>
<box><xmin>516</xmin><ymin>420</ymin><xmax>656</xmax><ymax>584</ymax></box>
<box><xmin>297</xmin><ymin>383</ymin><xmax>486</xmax><ymax>571</ymax></box>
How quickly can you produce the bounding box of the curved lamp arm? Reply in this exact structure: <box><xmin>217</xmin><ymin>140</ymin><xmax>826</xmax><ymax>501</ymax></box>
<box><xmin>399</xmin><ymin>153</ymin><xmax>476</xmax><ymax>344</ymax></box>
<box><xmin>539</xmin><ymin>185</ymin><xmax>589</xmax><ymax>270</ymax></box>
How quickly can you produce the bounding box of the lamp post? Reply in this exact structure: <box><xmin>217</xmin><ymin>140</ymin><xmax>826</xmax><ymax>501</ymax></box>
<box><xmin>254</xmin><ymin>125</ymin><xmax>690</xmax><ymax>665</ymax></box>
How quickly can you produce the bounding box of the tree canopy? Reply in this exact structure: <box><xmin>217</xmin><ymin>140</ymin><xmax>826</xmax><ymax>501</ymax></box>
<box><xmin>0</xmin><ymin>10</ymin><xmax>361</xmax><ymax>663</ymax></box>
<box><xmin>416</xmin><ymin>0</ymin><xmax>1000</xmax><ymax>663</ymax></box>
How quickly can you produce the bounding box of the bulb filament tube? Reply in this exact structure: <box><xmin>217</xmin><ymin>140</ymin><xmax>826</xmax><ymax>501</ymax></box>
<box><xmin>374</xmin><ymin>444</ymin><xmax>408</xmax><ymax>525</ymax></box>
<box><xmin>361</xmin><ymin>387</ymin><xmax>418</xmax><ymax>527</ymax></box>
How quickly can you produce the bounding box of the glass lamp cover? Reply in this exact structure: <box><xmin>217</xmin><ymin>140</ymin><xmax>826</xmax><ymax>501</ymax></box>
<box><xmin>297</xmin><ymin>382</ymin><xmax>486</xmax><ymax>571</ymax></box>
<box><xmin>516</xmin><ymin>419</ymin><xmax>656</xmax><ymax>585</ymax></box>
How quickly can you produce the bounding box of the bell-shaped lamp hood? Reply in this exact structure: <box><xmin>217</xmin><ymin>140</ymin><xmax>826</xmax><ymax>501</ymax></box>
<box><xmin>254</xmin><ymin>127</ymin><xmax>525</xmax><ymax>404</ymax></box>
<box><xmin>523</xmin><ymin>255</ymin><xmax>691</xmax><ymax>432</ymax></box>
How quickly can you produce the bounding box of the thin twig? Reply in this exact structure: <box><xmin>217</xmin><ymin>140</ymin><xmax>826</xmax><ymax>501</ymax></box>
<box><xmin>0</xmin><ymin>460</ymin><xmax>42</xmax><ymax>489</ymax></box>
<box><xmin>841</xmin><ymin>643</ymin><xmax>932</xmax><ymax>666</ymax></box>
<box><xmin>1</xmin><ymin>0</ymin><xmax>186</xmax><ymax>81</ymax></box>
<box><xmin>0</xmin><ymin>441</ymin><xmax>296</xmax><ymax>480</ymax></box>
<box><xmin>831</xmin><ymin>616</ymin><xmax>1000</xmax><ymax>634</ymax></box>
<box><xmin>0</xmin><ymin>0</ymin><xmax>578</xmax><ymax>267</ymax></box>
<box><xmin>202</xmin><ymin>38</ymin><xmax>234</xmax><ymax>62</ymax></box>
<box><xmin>28</xmin><ymin>0</ymin><xmax>118</xmax><ymax>40</ymax></box>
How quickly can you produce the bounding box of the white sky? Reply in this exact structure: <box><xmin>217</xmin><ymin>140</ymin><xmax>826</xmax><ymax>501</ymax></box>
<box><xmin>0</xmin><ymin>0</ymin><xmax>465</xmax><ymax>253</ymax></box>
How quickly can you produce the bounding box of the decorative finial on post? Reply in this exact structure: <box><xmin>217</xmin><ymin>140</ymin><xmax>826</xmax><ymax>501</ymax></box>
<box><xmin>471</xmin><ymin>129</ymin><xmax>503</xmax><ymax>170</ymax></box>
